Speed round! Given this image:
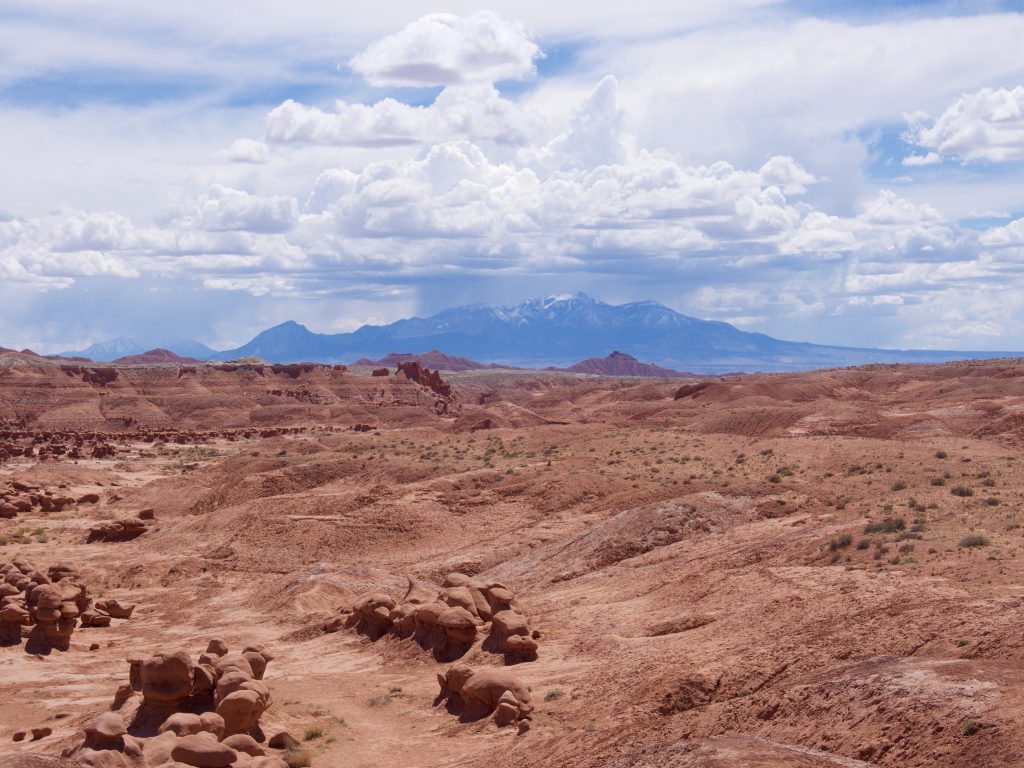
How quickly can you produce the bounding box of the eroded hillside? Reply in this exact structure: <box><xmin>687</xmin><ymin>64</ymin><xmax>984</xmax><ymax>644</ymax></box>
<box><xmin>2</xmin><ymin>358</ymin><xmax>1024</xmax><ymax>767</ymax></box>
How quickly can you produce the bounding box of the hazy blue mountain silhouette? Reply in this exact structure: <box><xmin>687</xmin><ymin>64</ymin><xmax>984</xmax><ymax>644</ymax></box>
<box><xmin>213</xmin><ymin>293</ymin><xmax>1017</xmax><ymax>373</ymax></box>
<box><xmin>62</xmin><ymin>336</ymin><xmax>217</xmax><ymax>361</ymax></box>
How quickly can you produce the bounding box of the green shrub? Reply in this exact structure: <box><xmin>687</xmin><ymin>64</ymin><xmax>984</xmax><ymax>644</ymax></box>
<box><xmin>891</xmin><ymin>481</ymin><xmax>907</xmax><ymax>491</ymax></box>
<box><xmin>951</xmin><ymin>486</ymin><xmax>974</xmax><ymax>497</ymax></box>
<box><xmin>961</xmin><ymin>718</ymin><xmax>980</xmax><ymax>737</ymax></box>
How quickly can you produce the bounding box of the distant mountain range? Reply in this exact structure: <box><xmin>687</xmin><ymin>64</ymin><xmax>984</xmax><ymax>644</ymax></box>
<box><xmin>48</xmin><ymin>294</ymin><xmax>1021</xmax><ymax>374</ymax></box>
<box><xmin>60</xmin><ymin>336</ymin><xmax>217</xmax><ymax>362</ymax></box>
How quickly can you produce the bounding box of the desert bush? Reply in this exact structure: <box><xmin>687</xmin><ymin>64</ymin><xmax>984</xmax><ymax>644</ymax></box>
<box><xmin>865</xmin><ymin>517</ymin><xmax>905</xmax><ymax>534</ymax></box>
<box><xmin>303</xmin><ymin>726</ymin><xmax>324</xmax><ymax>741</ymax></box>
<box><xmin>984</xmin><ymin>497</ymin><xmax>999</xmax><ymax>506</ymax></box>
<box><xmin>951</xmin><ymin>486</ymin><xmax>974</xmax><ymax>497</ymax></box>
<box><xmin>892</xmin><ymin>481</ymin><xmax>907</xmax><ymax>491</ymax></box>
<box><xmin>959</xmin><ymin>535</ymin><xmax>989</xmax><ymax>548</ymax></box>
<box><xmin>930</xmin><ymin>477</ymin><xmax>945</xmax><ymax>486</ymax></box>
<box><xmin>829</xmin><ymin>533</ymin><xmax>853</xmax><ymax>551</ymax></box>
<box><xmin>545</xmin><ymin>689</ymin><xmax>566</xmax><ymax>702</ymax></box>
<box><xmin>856</xmin><ymin>538</ymin><xmax>870</xmax><ymax>550</ymax></box>
<box><xmin>961</xmin><ymin>718</ymin><xmax>980</xmax><ymax>737</ymax></box>
<box><xmin>935</xmin><ymin>450</ymin><xmax>948</xmax><ymax>459</ymax></box>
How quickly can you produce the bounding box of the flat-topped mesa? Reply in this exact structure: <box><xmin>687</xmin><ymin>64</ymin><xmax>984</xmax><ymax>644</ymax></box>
<box><xmin>0</xmin><ymin>558</ymin><xmax>133</xmax><ymax>651</ymax></box>
<box><xmin>0</xmin><ymin>358</ymin><xmax>459</xmax><ymax>431</ymax></box>
<box><xmin>67</xmin><ymin>641</ymin><xmax>284</xmax><ymax>767</ymax></box>
<box><xmin>327</xmin><ymin>572</ymin><xmax>540</xmax><ymax>664</ymax></box>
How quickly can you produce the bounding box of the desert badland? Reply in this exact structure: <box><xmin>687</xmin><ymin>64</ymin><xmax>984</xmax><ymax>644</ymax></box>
<box><xmin>2</xmin><ymin>352</ymin><xmax>1024</xmax><ymax>767</ymax></box>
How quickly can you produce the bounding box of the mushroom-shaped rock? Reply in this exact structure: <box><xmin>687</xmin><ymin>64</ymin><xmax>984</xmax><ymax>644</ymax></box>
<box><xmin>484</xmin><ymin>584</ymin><xmax>516</xmax><ymax>611</ymax></box>
<box><xmin>242</xmin><ymin>650</ymin><xmax>268</xmax><ymax>680</ymax></box>
<box><xmin>141</xmin><ymin>650</ymin><xmax>194</xmax><ymax>705</ymax></box>
<box><xmin>486</xmin><ymin>609</ymin><xmax>539</xmax><ymax>661</ymax></box>
<box><xmin>438</xmin><ymin>666</ymin><xmax>533</xmax><ymax>726</ymax></box>
<box><xmin>158</xmin><ymin>712</ymin><xmax>204</xmax><ymax>736</ymax></box>
<box><xmin>140</xmin><ymin>730</ymin><xmax>180</xmax><ymax>767</ymax></box>
<box><xmin>442</xmin><ymin>572</ymin><xmax>475</xmax><ymax>588</ymax></box>
<box><xmin>217</xmin><ymin>689</ymin><xmax>265</xmax><ymax>737</ymax></box>
<box><xmin>215</xmin><ymin>653</ymin><xmax>254</xmax><ymax>679</ymax></box>
<box><xmin>440</xmin><ymin>586</ymin><xmax>481</xmax><ymax>619</ymax></box>
<box><xmin>171</xmin><ymin>734</ymin><xmax>238</xmax><ymax>768</ymax></box>
<box><xmin>199</xmin><ymin>712</ymin><xmax>226</xmax><ymax>741</ymax></box>
<box><xmin>84</xmin><ymin>712</ymin><xmax>127</xmax><ymax>750</ymax></box>
<box><xmin>222</xmin><ymin>733</ymin><xmax>266</xmax><ymax>756</ymax></box>
<box><xmin>351</xmin><ymin>590</ymin><xmax>397</xmax><ymax>638</ymax></box>
<box><xmin>205</xmin><ymin>638</ymin><xmax>229</xmax><ymax>656</ymax></box>
<box><xmin>1</xmin><ymin>602</ymin><xmax>31</xmax><ymax>625</ymax></box>
<box><xmin>438</xmin><ymin>606</ymin><xmax>479</xmax><ymax>645</ymax></box>
<box><xmin>242</xmin><ymin>644</ymin><xmax>274</xmax><ymax>663</ymax></box>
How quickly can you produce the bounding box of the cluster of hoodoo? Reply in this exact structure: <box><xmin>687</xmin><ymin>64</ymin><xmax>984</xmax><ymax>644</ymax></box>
<box><xmin>328</xmin><ymin>572</ymin><xmax>540</xmax><ymax>663</ymax></box>
<box><xmin>324</xmin><ymin>572</ymin><xmax>540</xmax><ymax>730</ymax></box>
<box><xmin>1</xmin><ymin>558</ymin><xmax>132</xmax><ymax>651</ymax></box>
<box><xmin>63</xmin><ymin>641</ymin><xmax>286</xmax><ymax>767</ymax></box>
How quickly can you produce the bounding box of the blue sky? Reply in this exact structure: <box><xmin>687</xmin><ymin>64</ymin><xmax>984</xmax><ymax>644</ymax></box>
<box><xmin>2</xmin><ymin>1</ymin><xmax>1024</xmax><ymax>352</ymax></box>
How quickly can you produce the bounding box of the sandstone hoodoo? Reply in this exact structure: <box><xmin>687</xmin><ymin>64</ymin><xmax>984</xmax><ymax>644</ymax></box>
<box><xmin>87</xmin><ymin>511</ymin><xmax>155</xmax><ymax>543</ymax></box>
<box><xmin>63</xmin><ymin>642</ymin><xmax>283</xmax><ymax>767</ymax></box>
<box><xmin>327</xmin><ymin>573</ymin><xmax>540</xmax><ymax>663</ymax></box>
<box><xmin>0</xmin><ymin>558</ymin><xmax>132</xmax><ymax>651</ymax></box>
<box><xmin>7</xmin><ymin>357</ymin><xmax>1024</xmax><ymax>767</ymax></box>
<box><xmin>437</xmin><ymin>665</ymin><xmax>534</xmax><ymax>729</ymax></box>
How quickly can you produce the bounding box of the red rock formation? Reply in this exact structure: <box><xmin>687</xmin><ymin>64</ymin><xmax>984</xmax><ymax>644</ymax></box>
<box><xmin>396</xmin><ymin>362</ymin><xmax>453</xmax><ymax>397</ymax></box>
<box><xmin>565</xmin><ymin>351</ymin><xmax>691</xmax><ymax>379</ymax></box>
<box><xmin>112</xmin><ymin>348</ymin><xmax>201</xmax><ymax>365</ymax></box>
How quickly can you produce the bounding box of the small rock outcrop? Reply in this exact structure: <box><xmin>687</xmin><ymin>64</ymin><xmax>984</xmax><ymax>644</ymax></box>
<box><xmin>437</xmin><ymin>664</ymin><xmax>534</xmax><ymax>728</ymax></box>
<box><xmin>325</xmin><ymin>572</ymin><xmax>540</xmax><ymax>663</ymax></box>
<box><xmin>88</xmin><ymin>510</ymin><xmax>155</xmax><ymax>542</ymax></box>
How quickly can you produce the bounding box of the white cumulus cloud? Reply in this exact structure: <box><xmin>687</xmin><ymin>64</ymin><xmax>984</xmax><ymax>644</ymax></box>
<box><xmin>348</xmin><ymin>11</ymin><xmax>541</xmax><ymax>87</ymax></box>
<box><xmin>905</xmin><ymin>86</ymin><xmax>1024</xmax><ymax>163</ymax></box>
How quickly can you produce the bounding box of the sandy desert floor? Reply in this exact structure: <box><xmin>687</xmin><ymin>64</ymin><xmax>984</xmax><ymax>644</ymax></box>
<box><xmin>3</xmin><ymin>358</ymin><xmax>1024</xmax><ymax>767</ymax></box>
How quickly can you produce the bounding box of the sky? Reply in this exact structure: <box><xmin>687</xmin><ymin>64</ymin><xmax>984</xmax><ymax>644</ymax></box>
<box><xmin>3</xmin><ymin>1</ymin><xmax>1024</xmax><ymax>352</ymax></box>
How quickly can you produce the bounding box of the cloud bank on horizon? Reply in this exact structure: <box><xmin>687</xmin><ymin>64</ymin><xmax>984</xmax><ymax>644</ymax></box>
<box><xmin>2</xmin><ymin>1</ymin><xmax>1024</xmax><ymax>352</ymax></box>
